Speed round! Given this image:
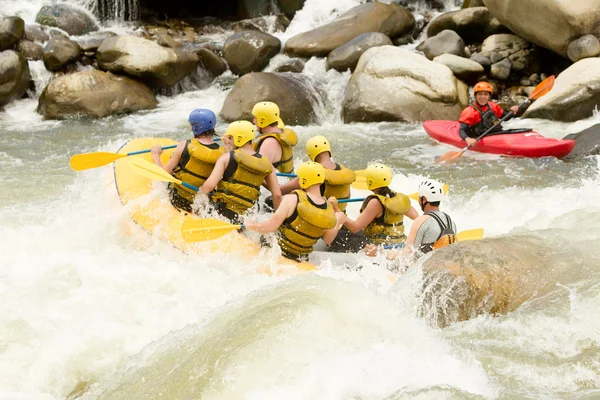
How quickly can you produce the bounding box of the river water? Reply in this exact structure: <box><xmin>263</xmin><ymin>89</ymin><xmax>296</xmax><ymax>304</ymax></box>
<box><xmin>1</xmin><ymin>1</ymin><xmax>599</xmax><ymax>399</ymax></box>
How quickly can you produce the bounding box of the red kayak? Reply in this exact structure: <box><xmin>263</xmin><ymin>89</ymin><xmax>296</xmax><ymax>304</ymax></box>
<box><xmin>423</xmin><ymin>120</ymin><xmax>575</xmax><ymax>158</ymax></box>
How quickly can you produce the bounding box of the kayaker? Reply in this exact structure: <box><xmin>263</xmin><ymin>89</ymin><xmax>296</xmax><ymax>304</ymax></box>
<box><xmin>252</xmin><ymin>101</ymin><xmax>298</xmax><ymax>174</ymax></box>
<box><xmin>331</xmin><ymin>163</ymin><xmax>418</xmax><ymax>250</ymax></box>
<box><xmin>200</xmin><ymin>120</ymin><xmax>282</xmax><ymax>223</ymax></box>
<box><xmin>280</xmin><ymin>135</ymin><xmax>368</xmax><ymax>252</ymax></box>
<box><xmin>151</xmin><ymin>109</ymin><xmax>224</xmax><ymax>213</ymax></box>
<box><xmin>459</xmin><ymin>81</ymin><xmax>523</xmax><ymax>147</ymax></box>
<box><xmin>244</xmin><ymin>162</ymin><xmax>346</xmax><ymax>261</ymax></box>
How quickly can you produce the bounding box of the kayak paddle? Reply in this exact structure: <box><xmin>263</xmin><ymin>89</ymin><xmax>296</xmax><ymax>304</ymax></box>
<box><xmin>182</xmin><ymin>218</ymin><xmax>243</xmax><ymax>242</ymax></box>
<box><xmin>382</xmin><ymin>228</ymin><xmax>484</xmax><ymax>249</ymax></box>
<box><xmin>70</xmin><ymin>138</ymin><xmax>221</xmax><ymax>171</ymax></box>
<box><xmin>436</xmin><ymin>75</ymin><xmax>555</xmax><ymax>164</ymax></box>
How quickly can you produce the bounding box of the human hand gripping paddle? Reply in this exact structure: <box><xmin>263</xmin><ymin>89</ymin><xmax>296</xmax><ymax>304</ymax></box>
<box><xmin>436</xmin><ymin>75</ymin><xmax>555</xmax><ymax>164</ymax></box>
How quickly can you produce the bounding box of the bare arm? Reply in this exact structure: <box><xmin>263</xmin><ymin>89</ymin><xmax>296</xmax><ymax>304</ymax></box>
<box><xmin>152</xmin><ymin>141</ymin><xmax>185</xmax><ymax>174</ymax></box>
<box><xmin>322</xmin><ymin>211</ymin><xmax>346</xmax><ymax>245</ymax></box>
<box><xmin>257</xmin><ymin>137</ymin><xmax>283</xmax><ymax>166</ymax></box>
<box><xmin>343</xmin><ymin>198</ymin><xmax>382</xmax><ymax>233</ymax></box>
<box><xmin>265</xmin><ymin>170</ymin><xmax>282</xmax><ymax>210</ymax></box>
<box><xmin>280</xmin><ymin>177</ymin><xmax>300</xmax><ymax>195</ymax></box>
<box><xmin>200</xmin><ymin>153</ymin><xmax>229</xmax><ymax>194</ymax></box>
<box><xmin>244</xmin><ymin>194</ymin><xmax>296</xmax><ymax>234</ymax></box>
<box><xmin>404</xmin><ymin>215</ymin><xmax>427</xmax><ymax>254</ymax></box>
<box><xmin>405</xmin><ymin>206</ymin><xmax>419</xmax><ymax>220</ymax></box>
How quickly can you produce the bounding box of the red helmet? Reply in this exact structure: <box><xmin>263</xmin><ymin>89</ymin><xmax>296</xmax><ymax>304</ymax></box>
<box><xmin>474</xmin><ymin>81</ymin><xmax>493</xmax><ymax>94</ymax></box>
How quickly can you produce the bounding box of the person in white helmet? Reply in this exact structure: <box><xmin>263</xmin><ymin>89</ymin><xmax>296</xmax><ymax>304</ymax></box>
<box><xmin>404</xmin><ymin>179</ymin><xmax>457</xmax><ymax>254</ymax></box>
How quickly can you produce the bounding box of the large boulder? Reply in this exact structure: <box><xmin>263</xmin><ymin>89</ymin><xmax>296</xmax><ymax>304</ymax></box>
<box><xmin>480</xmin><ymin>34</ymin><xmax>535</xmax><ymax>71</ymax></box>
<box><xmin>0</xmin><ymin>17</ymin><xmax>25</xmax><ymax>51</ymax></box>
<box><xmin>567</xmin><ymin>35</ymin><xmax>600</xmax><ymax>63</ymax></box>
<box><xmin>35</xmin><ymin>4</ymin><xmax>98</xmax><ymax>36</ymax></box>
<box><xmin>284</xmin><ymin>3</ymin><xmax>414</xmax><ymax>57</ymax></box>
<box><xmin>483</xmin><ymin>0</ymin><xmax>600</xmax><ymax>57</ymax></box>
<box><xmin>222</xmin><ymin>30</ymin><xmax>280</xmax><ymax>76</ymax></box>
<box><xmin>37</xmin><ymin>69</ymin><xmax>157</xmax><ymax>119</ymax></box>
<box><xmin>417</xmin><ymin>30</ymin><xmax>465</xmax><ymax>60</ymax></box>
<box><xmin>0</xmin><ymin>50</ymin><xmax>30</xmax><ymax>107</ymax></box>
<box><xmin>427</xmin><ymin>7</ymin><xmax>507</xmax><ymax>44</ymax></box>
<box><xmin>42</xmin><ymin>37</ymin><xmax>81</xmax><ymax>72</ymax></box>
<box><xmin>432</xmin><ymin>53</ymin><xmax>484</xmax><ymax>82</ymax></box>
<box><xmin>342</xmin><ymin>46</ymin><xmax>468</xmax><ymax>123</ymax></box>
<box><xmin>220</xmin><ymin>72</ymin><xmax>322</xmax><ymax>125</ymax></box>
<box><xmin>97</xmin><ymin>35</ymin><xmax>200</xmax><ymax>89</ymax></box>
<box><xmin>523</xmin><ymin>58</ymin><xmax>600</xmax><ymax>122</ymax></box>
<box><xmin>563</xmin><ymin>124</ymin><xmax>600</xmax><ymax>159</ymax></box>
<box><xmin>25</xmin><ymin>24</ymin><xmax>49</xmax><ymax>42</ymax></box>
<box><xmin>17</xmin><ymin>40</ymin><xmax>43</xmax><ymax>61</ymax></box>
<box><xmin>326</xmin><ymin>32</ymin><xmax>392</xmax><ymax>72</ymax></box>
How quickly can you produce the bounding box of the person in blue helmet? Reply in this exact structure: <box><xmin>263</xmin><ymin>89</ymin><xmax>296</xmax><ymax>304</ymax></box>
<box><xmin>151</xmin><ymin>109</ymin><xmax>225</xmax><ymax>213</ymax></box>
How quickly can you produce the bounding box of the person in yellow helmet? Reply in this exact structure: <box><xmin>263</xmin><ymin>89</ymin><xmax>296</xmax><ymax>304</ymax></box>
<box><xmin>252</xmin><ymin>101</ymin><xmax>298</xmax><ymax>174</ymax></box>
<box><xmin>279</xmin><ymin>135</ymin><xmax>368</xmax><ymax>253</ymax></box>
<box><xmin>245</xmin><ymin>162</ymin><xmax>346</xmax><ymax>261</ymax></box>
<box><xmin>151</xmin><ymin>109</ymin><xmax>224</xmax><ymax>213</ymax></box>
<box><xmin>201</xmin><ymin>120</ymin><xmax>282</xmax><ymax>223</ymax></box>
<box><xmin>331</xmin><ymin>163</ymin><xmax>418</xmax><ymax>250</ymax></box>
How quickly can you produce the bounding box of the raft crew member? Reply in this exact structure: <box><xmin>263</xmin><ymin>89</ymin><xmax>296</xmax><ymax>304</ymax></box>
<box><xmin>151</xmin><ymin>109</ymin><xmax>224</xmax><ymax>213</ymax></box>
<box><xmin>459</xmin><ymin>81</ymin><xmax>522</xmax><ymax>147</ymax></box>
<box><xmin>252</xmin><ymin>101</ymin><xmax>298</xmax><ymax>174</ymax></box>
<box><xmin>281</xmin><ymin>135</ymin><xmax>368</xmax><ymax>253</ymax></box>
<box><xmin>332</xmin><ymin>163</ymin><xmax>418</xmax><ymax>251</ymax></box>
<box><xmin>200</xmin><ymin>120</ymin><xmax>282</xmax><ymax>223</ymax></box>
<box><xmin>244</xmin><ymin>162</ymin><xmax>346</xmax><ymax>261</ymax></box>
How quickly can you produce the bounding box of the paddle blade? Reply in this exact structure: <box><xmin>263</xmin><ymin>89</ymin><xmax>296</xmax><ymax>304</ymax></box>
<box><xmin>354</xmin><ymin>169</ymin><xmax>367</xmax><ymax>177</ymax></box>
<box><xmin>457</xmin><ymin>228</ymin><xmax>484</xmax><ymax>242</ymax></box>
<box><xmin>181</xmin><ymin>219</ymin><xmax>241</xmax><ymax>242</ymax></box>
<box><xmin>70</xmin><ymin>152</ymin><xmax>125</xmax><ymax>170</ymax></box>
<box><xmin>407</xmin><ymin>184</ymin><xmax>449</xmax><ymax>201</ymax></box>
<box><xmin>129</xmin><ymin>159</ymin><xmax>180</xmax><ymax>185</ymax></box>
<box><xmin>436</xmin><ymin>149</ymin><xmax>466</xmax><ymax>164</ymax></box>
<box><xmin>529</xmin><ymin>75</ymin><xmax>555</xmax><ymax>100</ymax></box>
<box><xmin>351</xmin><ymin>175</ymin><xmax>369</xmax><ymax>190</ymax></box>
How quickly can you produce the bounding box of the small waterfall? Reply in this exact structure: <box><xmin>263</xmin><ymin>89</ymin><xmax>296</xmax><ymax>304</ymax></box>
<box><xmin>93</xmin><ymin>0</ymin><xmax>139</xmax><ymax>21</ymax></box>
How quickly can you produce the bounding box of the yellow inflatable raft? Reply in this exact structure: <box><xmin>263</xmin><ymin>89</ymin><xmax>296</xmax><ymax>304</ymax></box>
<box><xmin>113</xmin><ymin>138</ymin><xmax>316</xmax><ymax>275</ymax></box>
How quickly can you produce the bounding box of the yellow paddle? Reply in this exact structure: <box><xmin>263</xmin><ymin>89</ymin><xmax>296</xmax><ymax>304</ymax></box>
<box><xmin>129</xmin><ymin>159</ymin><xmax>200</xmax><ymax>191</ymax></box>
<box><xmin>182</xmin><ymin>218</ymin><xmax>243</xmax><ymax>242</ymax></box>
<box><xmin>436</xmin><ymin>75</ymin><xmax>555</xmax><ymax>164</ymax></box>
<box><xmin>69</xmin><ymin>145</ymin><xmax>178</xmax><ymax>171</ymax></box>
<box><xmin>382</xmin><ymin>228</ymin><xmax>484</xmax><ymax>249</ymax></box>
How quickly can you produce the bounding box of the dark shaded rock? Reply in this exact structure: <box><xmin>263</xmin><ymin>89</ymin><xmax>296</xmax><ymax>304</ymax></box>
<box><xmin>37</xmin><ymin>69</ymin><xmax>157</xmax><ymax>119</ymax></box>
<box><xmin>42</xmin><ymin>37</ymin><xmax>81</xmax><ymax>71</ymax></box>
<box><xmin>223</xmin><ymin>30</ymin><xmax>280</xmax><ymax>76</ymax></box>
<box><xmin>0</xmin><ymin>17</ymin><xmax>25</xmax><ymax>51</ymax></box>
<box><xmin>274</xmin><ymin>59</ymin><xmax>305</xmax><ymax>73</ymax></box>
<box><xmin>563</xmin><ymin>124</ymin><xmax>600</xmax><ymax>159</ymax></box>
<box><xmin>417</xmin><ymin>29</ymin><xmax>465</xmax><ymax>60</ymax></box>
<box><xmin>35</xmin><ymin>4</ymin><xmax>98</xmax><ymax>36</ymax></box>
<box><xmin>490</xmin><ymin>57</ymin><xmax>511</xmax><ymax>79</ymax></box>
<box><xmin>567</xmin><ymin>35</ymin><xmax>600</xmax><ymax>62</ymax></box>
<box><xmin>326</xmin><ymin>32</ymin><xmax>392</xmax><ymax>72</ymax></box>
<box><xmin>278</xmin><ymin>0</ymin><xmax>306</xmax><ymax>18</ymax></box>
<box><xmin>427</xmin><ymin>7</ymin><xmax>508</xmax><ymax>44</ymax></box>
<box><xmin>17</xmin><ymin>40</ymin><xmax>43</xmax><ymax>61</ymax></box>
<box><xmin>25</xmin><ymin>24</ymin><xmax>49</xmax><ymax>42</ymax></box>
<box><xmin>0</xmin><ymin>50</ymin><xmax>30</xmax><ymax>106</ymax></box>
<box><xmin>470</xmin><ymin>52</ymin><xmax>491</xmax><ymax>67</ymax></box>
<box><xmin>233</xmin><ymin>15</ymin><xmax>289</xmax><ymax>33</ymax></box>
<box><xmin>393</xmin><ymin>34</ymin><xmax>413</xmax><ymax>46</ymax></box>
<box><xmin>196</xmin><ymin>48</ymin><xmax>227</xmax><ymax>77</ymax></box>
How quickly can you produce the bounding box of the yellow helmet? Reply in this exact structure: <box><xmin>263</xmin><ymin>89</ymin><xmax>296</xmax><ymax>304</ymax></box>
<box><xmin>225</xmin><ymin>120</ymin><xmax>255</xmax><ymax>147</ymax></box>
<box><xmin>297</xmin><ymin>161</ymin><xmax>326</xmax><ymax>189</ymax></box>
<box><xmin>251</xmin><ymin>101</ymin><xmax>285</xmax><ymax>128</ymax></box>
<box><xmin>305</xmin><ymin>135</ymin><xmax>331</xmax><ymax>161</ymax></box>
<box><xmin>366</xmin><ymin>163</ymin><xmax>393</xmax><ymax>190</ymax></box>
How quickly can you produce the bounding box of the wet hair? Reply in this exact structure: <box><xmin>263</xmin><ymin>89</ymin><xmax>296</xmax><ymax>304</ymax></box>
<box><xmin>374</xmin><ymin>186</ymin><xmax>393</xmax><ymax>197</ymax></box>
<box><xmin>194</xmin><ymin>128</ymin><xmax>215</xmax><ymax>138</ymax></box>
<box><xmin>268</xmin><ymin>121</ymin><xmax>279</xmax><ymax>127</ymax></box>
<box><xmin>428</xmin><ymin>201</ymin><xmax>441</xmax><ymax>207</ymax></box>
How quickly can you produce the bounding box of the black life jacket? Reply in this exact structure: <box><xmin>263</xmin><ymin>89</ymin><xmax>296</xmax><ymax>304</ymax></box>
<box><xmin>471</xmin><ymin>103</ymin><xmax>502</xmax><ymax>136</ymax></box>
<box><xmin>419</xmin><ymin>212</ymin><xmax>456</xmax><ymax>254</ymax></box>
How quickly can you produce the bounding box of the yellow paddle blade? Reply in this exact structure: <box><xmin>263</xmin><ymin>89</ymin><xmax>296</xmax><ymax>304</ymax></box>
<box><xmin>354</xmin><ymin>169</ymin><xmax>367</xmax><ymax>177</ymax></box>
<box><xmin>70</xmin><ymin>152</ymin><xmax>126</xmax><ymax>171</ymax></box>
<box><xmin>436</xmin><ymin>148</ymin><xmax>467</xmax><ymax>164</ymax></box>
<box><xmin>457</xmin><ymin>228</ymin><xmax>484</xmax><ymax>242</ymax></box>
<box><xmin>351</xmin><ymin>175</ymin><xmax>369</xmax><ymax>190</ymax></box>
<box><xmin>129</xmin><ymin>159</ymin><xmax>181</xmax><ymax>185</ymax></box>
<box><xmin>181</xmin><ymin>218</ymin><xmax>242</xmax><ymax>242</ymax></box>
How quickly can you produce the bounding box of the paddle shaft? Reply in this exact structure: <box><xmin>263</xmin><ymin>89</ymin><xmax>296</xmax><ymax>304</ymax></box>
<box><xmin>461</xmin><ymin>108</ymin><xmax>519</xmax><ymax>153</ymax></box>
<box><xmin>127</xmin><ymin>144</ymin><xmax>177</xmax><ymax>156</ymax></box>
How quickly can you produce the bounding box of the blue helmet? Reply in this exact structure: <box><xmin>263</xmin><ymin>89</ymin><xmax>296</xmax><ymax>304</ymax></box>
<box><xmin>189</xmin><ymin>109</ymin><xmax>216</xmax><ymax>136</ymax></box>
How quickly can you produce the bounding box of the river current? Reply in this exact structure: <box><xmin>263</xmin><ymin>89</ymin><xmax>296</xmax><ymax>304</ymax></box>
<box><xmin>1</xmin><ymin>0</ymin><xmax>599</xmax><ymax>399</ymax></box>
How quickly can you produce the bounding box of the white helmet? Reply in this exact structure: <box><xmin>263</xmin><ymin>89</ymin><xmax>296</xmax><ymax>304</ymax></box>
<box><xmin>418</xmin><ymin>179</ymin><xmax>444</xmax><ymax>202</ymax></box>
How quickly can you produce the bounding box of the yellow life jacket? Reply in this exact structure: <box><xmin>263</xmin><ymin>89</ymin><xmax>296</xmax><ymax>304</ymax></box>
<box><xmin>172</xmin><ymin>140</ymin><xmax>225</xmax><ymax>203</ymax></box>
<box><xmin>322</xmin><ymin>163</ymin><xmax>356</xmax><ymax>212</ymax></box>
<box><xmin>278</xmin><ymin>190</ymin><xmax>337</xmax><ymax>259</ymax></box>
<box><xmin>253</xmin><ymin>128</ymin><xmax>298</xmax><ymax>173</ymax></box>
<box><xmin>360</xmin><ymin>192</ymin><xmax>411</xmax><ymax>245</ymax></box>
<box><xmin>211</xmin><ymin>150</ymin><xmax>273</xmax><ymax>214</ymax></box>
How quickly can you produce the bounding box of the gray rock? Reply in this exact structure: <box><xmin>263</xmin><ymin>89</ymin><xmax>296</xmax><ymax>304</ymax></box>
<box><xmin>433</xmin><ymin>53</ymin><xmax>484</xmax><ymax>82</ymax></box>
<box><xmin>563</xmin><ymin>124</ymin><xmax>600</xmax><ymax>159</ymax></box>
<box><xmin>17</xmin><ymin>40</ymin><xmax>43</xmax><ymax>61</ymax></box>
<box><xmin>25</xmin><ymin>24</ymin><xmax>49</xmax><ymax>42</ymax></box>
<box><xmin>157</xmin><ymin>32</ymin><xmax>181</xmax><ymax>48</ymax></box>
<box><xmin>470</xmin><ymin>52</ymin><xmax>490</xmax><ymax>67</ymax></box>
<box><xmin>0</xmin><ymin>17</ymin><xmax>25</xmax><ymax>51</ymax></box>
<box><xmin>0</xmin><ymin>50</ymin><xmax>30</xmax><ymax>106</ymax></box>
<box><xmin>196</xmin><ymin>48</ymin><xmax>227</xmax><ymax>77</ymax></box>
<box><xmin>417</xmin><ymin>29</ymin><xmax>466</xmax><ymax>60</ymax></box>
<box><xmin>490</xmin><ymin>58</ymin><xmax>511</xmax><ymax>80</ymax></box>
<box><xmin>284</xmin><ymin>3</ymin><xmax>414</xmax><ymax>57</ymax></box>
<box><xmin>76</xmin><ymin>31</ymin><xmax>116</xmax><ymax>52</ymax></box>
<box><xmin>97</xmin><ymin>35</ymin><xmax>200</xmax><ymax>88</ymax></box>
<box><xmin>567</xmin><ymin>34</ymin><xmax>600</xmax><ymax>62</ymax></box>
<box><xmin>481</xmin><ymin>33</ymin><xmax>537</xmax><ymax>72</ymax></box>
<box><xmin>35</xmin><ymin>4</ymin><xmax>98</xmax><ymax>36</ymax></box>
<box><xmin>42</xmin><ymin>37</ymin><xmax>81</xmax><ymax>71</ymax></box>
<box><xmin>326</xmin><ymin>32</ymin><xmax>392</xmax><ymax>72</ymax></box>
<box><xmin>274</xmin><ymin>59</ymin><xmax>305</xmax><ymax>73</ymax></box>
<box><xmin>223</xmin><ymin>30</ymin><xmax>280</xmax><ymax>76</ymax></box>
<box><xmin>37</xmin><ymin>69</ymin><xmax>157</xmax><ymax>120</ymax></box>
<box><xmin>220</xmin><ymin>72</ymin><xmax>323</xmax><ymax>125</ymax></box>
<box><xmin>427</xmin><ymin>7</ymin><xmax>508</xmax><ymax>44</ymax></box>
<box><xmin>393</xmin><ymin>34</ymin><xmax>413</xmax><ymax>46</ymax></box>
<box><xmin>233</xmin><ymin>15</ymin><xmax>289</xmax><ymax>33</ymax></box>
